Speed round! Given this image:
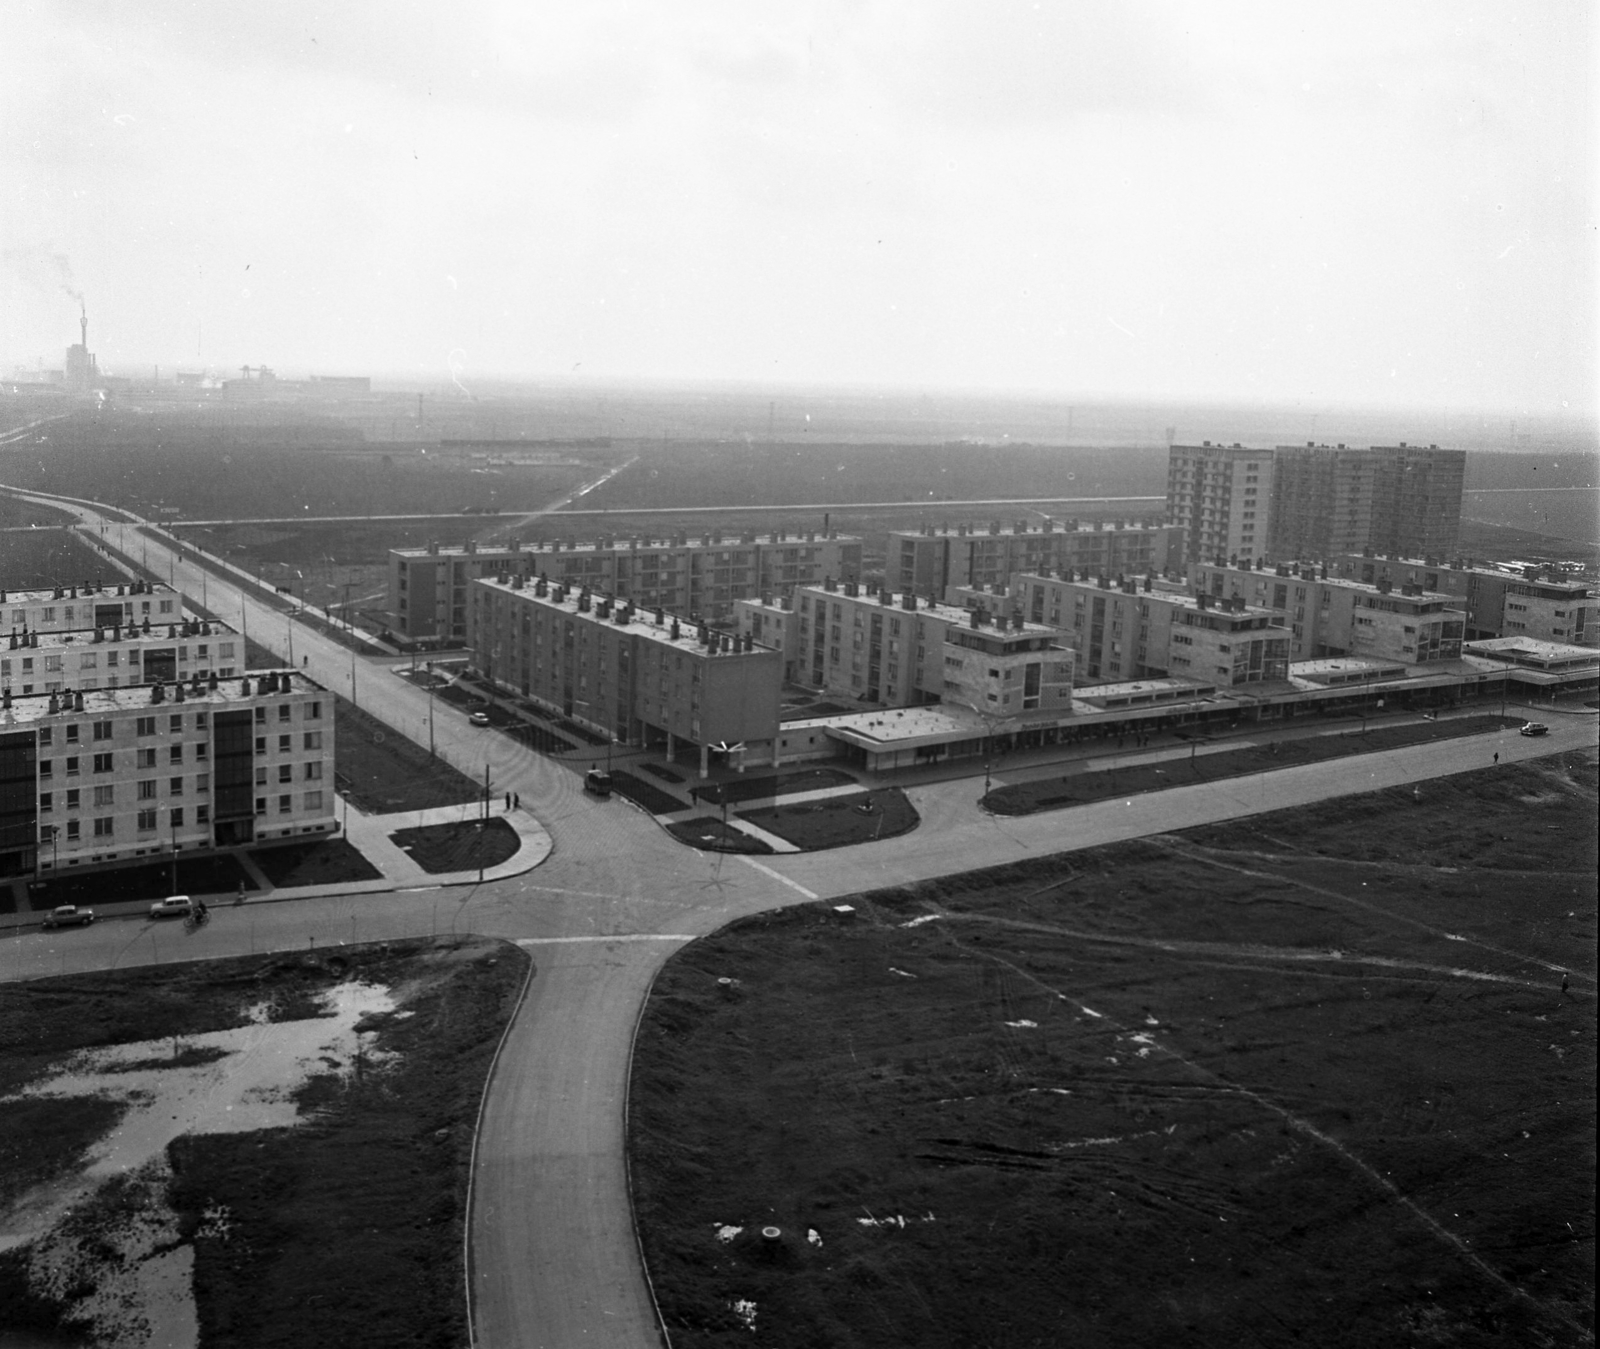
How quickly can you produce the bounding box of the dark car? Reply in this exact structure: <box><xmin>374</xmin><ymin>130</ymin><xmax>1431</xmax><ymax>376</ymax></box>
<box><xmin>584</xmin><ymin>768</ymin><xmax>613</xmax><ymax>797</ymax></box>
<box><xmin>42</xmin><ymin>904</ymin><xmax>95</xmax><ymax>929</ymax></box>
<box><xmin>1519</xmin><ymin>722</ymin><xmax>1550</xmax><ymax>737</ymax></box>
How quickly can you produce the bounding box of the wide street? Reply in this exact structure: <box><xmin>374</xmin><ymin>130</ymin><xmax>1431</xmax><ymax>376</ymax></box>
<box><xmin>2</xmin><ymin>485</ymin><xmax>1595</xmax><ymax>1348</ymax></box>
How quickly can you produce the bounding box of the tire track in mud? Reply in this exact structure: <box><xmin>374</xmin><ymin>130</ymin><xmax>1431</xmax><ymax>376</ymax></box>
<box><xmin>885</xmin><ymin>903</ymin><xmax>1559</xmax><ymax>992</ymax></box>
<box><xmin>1151</xmin><ymin>837</ymin><xmax>1590</xmax><ymax>989</ymax></box>
<box><xmin>900</xmin><ymin>916</ymin><xmax>1590</xmax><ymax>1342</ymax></box>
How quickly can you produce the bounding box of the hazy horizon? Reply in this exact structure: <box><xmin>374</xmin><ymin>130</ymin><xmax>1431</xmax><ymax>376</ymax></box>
<box><xmin>4</xmin><ymin>3</ymin><xmax>1595</xmax><ymax>420</ymax></box>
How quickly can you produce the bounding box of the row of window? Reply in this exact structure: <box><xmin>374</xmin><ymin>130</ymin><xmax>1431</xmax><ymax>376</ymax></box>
<box><xmin>39</xmin><ymin>791</ymin><xmax>326</xmax><ymax>843</ymax></box>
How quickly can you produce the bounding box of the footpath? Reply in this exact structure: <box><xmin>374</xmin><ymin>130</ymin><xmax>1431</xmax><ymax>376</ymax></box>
<box><xmin>0</xmin><ymin>795</ymin><xmax>554</xmax><ymax>932</ymax></box>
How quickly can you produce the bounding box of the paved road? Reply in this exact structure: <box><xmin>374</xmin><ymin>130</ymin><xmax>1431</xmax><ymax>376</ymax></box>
<box><xmin>2</xmin><ymin>482</ymin><xmax>1595</xmax><ymax>1348</ymax></box>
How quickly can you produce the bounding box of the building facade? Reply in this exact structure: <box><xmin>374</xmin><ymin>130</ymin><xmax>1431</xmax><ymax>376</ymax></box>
<box><xmin>1266</xmin><ymin>444</ymin><xmax>1379</xmax><ymax>561</ymax></box>
<box><xmin>1267</xmin><ymin>443</ymin><xmax>1466</xmax><ymax>560</ymax></box>
<box><xmin>1009</xmin><ymin>573</ymin><xmax>1292</xmax><ymax>686</ymax></box>
<box><xmin>7</xmin><ymin>620</ymin><xmax>243</xmax><ymax>696</ymax></box>
<box><xmin>1165</xmin><ymin>444</ymin><xmax>1271</xmax><ymax>569</ymax></box>
<box><xmin>788</xmin><ymin>582</ymin><xmax>1073</xmax><ymax>717</ymax></box>
<box><xmin>1194</xmin><ymin>561</ymin><xmax>1466</xmax><ymax>665</ymax></box>
<box><xmin>1329</xmin><ymin>554</ymin><xmax>1596</xmax><ymax>647</ymax></box>
<box><xmin>393</xmin><ymin>528</ymin><xmax>861</xmax><ymax>641</ymax></box>
<box><xmin>4</xmin><ymin>582</ymin><xmax>185</xmax><ymax>636</ymax></box>
<box><xmin>0</xmin><ymin>671</ymin><xmax>336</xmax><ymax>879</ymax></box>
<box><xmin>885</xmin><ymin>520</ymin><xmax>1182</xmax><ymax>600</ymax></box>
<box><xmin>469</xmin><ymin>574</ymin><xmax>783</xmax><ymax>773</ymax></box>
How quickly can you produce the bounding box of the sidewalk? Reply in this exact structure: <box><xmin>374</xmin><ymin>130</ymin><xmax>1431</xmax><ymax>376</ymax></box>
<box><xmin>0</xmin><ymin>795</ymin><xmax>554</xmax><ymax>931</ymax></box>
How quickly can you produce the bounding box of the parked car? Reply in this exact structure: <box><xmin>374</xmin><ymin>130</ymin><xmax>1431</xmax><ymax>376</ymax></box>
<box><xmin>469</xmin><ymin>711</ymin><xmax>491</xmax><ymax>726</ymax></box>
<box><xmin>1519</xmin><ymin>722</ymin><xmax>1550</xmax><ymax>737</ymax></box>
<box><xmin>42</xmin><ymin>904</ymin><xmax>94</xmax><ymax>929</ymax></box>
<box><xmin>149</xmin><ymin>895</ymin><xmax>194</xmax><ymax>919</ymax></box>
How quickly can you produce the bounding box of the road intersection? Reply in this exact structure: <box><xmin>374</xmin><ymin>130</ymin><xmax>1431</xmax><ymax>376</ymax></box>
<box><xmin>2</xmin><ymin>485</ymin><xmax>1595</xmax><ymax>1348</ymax></box>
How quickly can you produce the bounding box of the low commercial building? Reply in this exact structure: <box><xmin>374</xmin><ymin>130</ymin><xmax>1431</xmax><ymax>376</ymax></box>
<box><xmin>1008</xmin><ymin>573</ymin><xmax>1293</xmax><ymax>686</ymax></box>
<box><xmin>4</xmin><ymin>581</ymin><xmax>185</xmax><ymax>636</ymax></box>
<box><xmin>5</xmin><ymin>619</ymin><xmax>243</xmax><ymax>696</ymax></box>
<box><xmin>469</xmin><ymin>574</ymin><xmax>783</xmax><ymax>775</ymax></box>
<box><xmin>886</xmin><ymin>518</ymin><xmax>1181</xmax><ymax>598</ymax></box>
<box><xmin>0</xmin><ymin>670</ymin><xmax>336</xmax><ymax>880</ymax></box>
<box><xmin>392</xmin><ymin>528</ymin><xmax>862</xmax><ymax>641</ymax></box>
<box><xmin>790</xmin><ymin>581</ymin><xmax>1074</xmax><ymax>717</ymax></box>
<box><xmin>1329</xmin><ymin>554</ymin><xmax>1596</xmax><ymax>647</ymax></box>
<box><xmin>1193</xmin><ymin>561</ymin><xmax>1466</xmax><ymax>665</ymax></box>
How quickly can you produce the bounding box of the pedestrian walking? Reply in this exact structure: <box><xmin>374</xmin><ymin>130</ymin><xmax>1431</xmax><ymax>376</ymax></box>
<box><xmin>504</xmin><ymin>791</ymin><xmax>512</xmax><ymax>810</ymax></box>
<box><xmin>514</xmin><ymin>792</ymin><xmax>520</xmax><ymax>809</ymax></box>
<box><xmin>1493</xmin><ymin>752</ymin><xmax>1499</xmax><ymax>765</ymax></box>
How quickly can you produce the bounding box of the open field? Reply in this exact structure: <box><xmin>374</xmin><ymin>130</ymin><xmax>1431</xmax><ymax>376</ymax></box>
<box><xmin>985</xmin><ymin>714</ymin><xmax>1523</xmax><ymax>816</ymax></box>
<box><xmin>631</xmin><ymin>751</ymin><xmax>1597</xmax><ymax>1348</ymax></box>
<box><xmin>0</xmin><ymin>935</ymin><xmax>528</xmax><ymax>1348</ymax></box>
<box><xmin>0</xmin><ymin>528</ymin><xmax>116</xmax><ymax>590</ymax></box>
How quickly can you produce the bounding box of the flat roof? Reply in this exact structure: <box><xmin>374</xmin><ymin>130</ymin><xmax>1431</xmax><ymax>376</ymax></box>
<box><xmin>1464</xmin><ymin>636</ymin><xmax>1599</xmax><ymax>662</ymax></box>
<box><xmin>473</xmin><ymin>576</ymin><xmax>781</xmax><ymax>658</ymax></box>
<box><xmin>1290</xmin><ymin>656</ymin><xmax>1406</xmax><ymax>675</ymax></box>
<box><xmin>396</xmin><ymin>533</ymin><xmax>861</xmax><ymax>560</ymax></box>
<box><xmin>889</xmin><ymin>521</ymin><xmax>1173</xmax><ymax>540</ymax></box>
<box><xmin>801</xmin><ymin>586</ymin><xmax>1063</xmax><ymax>638</ymax></box>
<box><xmin>17</xmin><ymin>621</ymin><xmax>238</xmax><ymax>652</ymax></box>
<box><xmin>0</xmin><ymin>671</ymin><xmax>326</xmax><ymax>727</ymax></box>
<box><xmin>2</xmin><ymin>583</ymin><xmax>180</xmax><ymax>604</ymax></box>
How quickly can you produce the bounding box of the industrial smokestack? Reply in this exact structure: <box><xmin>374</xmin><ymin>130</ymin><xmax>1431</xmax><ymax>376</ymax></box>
<box><xmin>80</xmin><ymin>306</ymin><xmax>87</xmax><ymax>350</ymax></box>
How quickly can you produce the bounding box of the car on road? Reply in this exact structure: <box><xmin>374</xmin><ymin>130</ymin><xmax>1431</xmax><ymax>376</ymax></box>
<box><xmin>1519</xmin><ymin>721</ymin><xmax>1550</xmax><ymax>737</ymax></box>
<box><xmin>149</xmin><ymin>895</ymin><xmax>194</xmax><ymax>919</ymax></box>
<box><xmin>41</xmin><ymin>904</ymin><xmax>94</xmax><ymax>929</ymax></box>
<box><xmin>469</xmin><ymin>710</ymin><xmax>491</xmax><ymax>726</ymax></box>
<box><xmin>584</xmin><ymin>768</ymin><xmax>613</xmax><ymax>797</ymax></box>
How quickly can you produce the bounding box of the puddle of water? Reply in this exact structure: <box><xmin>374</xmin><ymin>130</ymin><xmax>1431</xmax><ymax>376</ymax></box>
<box><xmin>888</xmin><ymin>967</ymin><xmax>917</xmax><ymax>979</ymax></box>
<box><xmin>901</xmin><ymin>915</ymin><xmax>939</xmax><ymax>928</ymax></box>
<box><xmin>714</xmin><ymin>1224</ymin><xmax>742</xmax><ymax>1244</ymax></box>
<box><xmin>0</xmin><ymin>982</ymin><xmax>397</xmax><ymax>1349</ymax></box>
<box><xmin>1003</xmin><ymin>1019</ymin><xmax>1038</xmax><ymax>1028</ymax></box>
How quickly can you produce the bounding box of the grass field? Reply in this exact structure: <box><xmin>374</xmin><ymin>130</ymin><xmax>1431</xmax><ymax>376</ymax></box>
<box><xmin>984</xmin><ymin>714</ymin><xmax>1523</xmax><ymax>816</ymax></box>
<box><xmin>630</xmin><ymin>751</ymin><xmax>1597</xmax><ymax>1348</ymax></box>
<box><xmin>0</xmin><ymin>936</ymin><xmax>527</xmax><ymax>1347</ymax></box>
<box><xmin>389</xmin><ymin>817</ymin><xmax>520</xmax><ymax>874</ymax></box>
<box><xmin>0</xmin><ymin>528</ymin><xmax>116</xmax><ymax>591</ymax></box>
<box><xmin>334</xmin><ymin>695</ymin><xmax>482</xmax><ymax>814</ymax></box>
<box><xmin>738</xmin><ymin>787</ymin><xmax>920</xmax><ymax>851</ymax></box>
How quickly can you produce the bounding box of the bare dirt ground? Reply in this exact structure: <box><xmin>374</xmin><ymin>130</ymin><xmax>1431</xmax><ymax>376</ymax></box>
<box><xmin>0</xmin><ymin>936</ymin><xmax>528</xmax><ymax>1348</ymax></box>
<box><xmin>630</xmin><ymin>750</ymin><xmax>1596</xmax><ymax>1348</ymax></box>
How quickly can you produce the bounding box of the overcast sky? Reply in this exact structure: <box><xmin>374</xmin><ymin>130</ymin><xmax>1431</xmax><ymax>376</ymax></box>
<box><xmin>2</xmin><ymin>2</ymin><xmax>1594</xmax><ymax>416</ymax></box>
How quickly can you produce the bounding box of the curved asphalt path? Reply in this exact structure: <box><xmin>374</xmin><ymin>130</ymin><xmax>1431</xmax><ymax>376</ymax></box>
<box><xmin>1</xmin><ymin>482</ymin><xmax>1595</xmax><ymax>1347</ymax></box>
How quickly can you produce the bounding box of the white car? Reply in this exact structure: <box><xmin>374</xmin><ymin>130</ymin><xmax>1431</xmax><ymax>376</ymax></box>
<box><xmin>469</xmin><ymin>711</ymin><xmax>491</xmax><ymax>726</ymax></box>
<box><xmin>149</xmin><ymin>895</ymin><xmax>194</xmax><ymax>919</ymax></box>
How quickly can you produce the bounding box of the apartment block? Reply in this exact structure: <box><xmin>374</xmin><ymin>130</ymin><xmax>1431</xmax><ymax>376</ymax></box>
<box><xmin>1165</xmin><ymin>444</ymin><xmax>1271</xmax><ymax>569</ymax></box>
<box><xmin>1010</xmin><ymin>573</ymin><xmax>1292</xmax><ymax>686</ymax></box>
<box><xmin>1367</xmin><ymin>445</ymin><xmax>1466</xmax><ymax>558</ymax></box>
<box><xmin>3</xmin><ymin>581</ymin><xmax>186</xmax><ymax>635</ymax></box>
<box><xmin>1266</xmin><ymin>444</ymin><xmax>1379</xmax><ymax>560</ymax></box>
<box><xmin>886</xmin><ymin>519</ymin><xmax>1182</xmax><ymax>599</ymax></box>
<box><xmin>0</xmin><ymin>671</ymin><xmax>336</xmax><ymax>879</ymax></box>
<box><xmin>1194</xmin><ymin>561</ymin><xmax>1466</xmax><ymax>665</ymax></box>
<box><xmin>790</xmin><ymin>582</ymin><xmax>1073</xmax><ymax>717</ymax></box>
<box><xmin>1268</xmin><ymin>443</ymin><xmax>1466</xmax><ymax>560</ymax></box>
<box><xmin>469</xmin><ymin>574</ymin><xmax>783</xmax><ymax>774</ymax></box>
<box><xmin>1329</xmin><ymin>554</ymin><xmax>1596</xmax><ymax>647</ymax></box>
<box><xmin>5</xmin><ymin>619</ymin><xmax>244</xmax><ymax>696</ymax></box>
<box><xmin>392</xmin><ymin>528</ymin><xmax>861</xmax><ymax>641</ymax></box>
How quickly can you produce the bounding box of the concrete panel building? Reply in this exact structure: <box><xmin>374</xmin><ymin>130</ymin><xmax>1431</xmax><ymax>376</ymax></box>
<box><xmin>0</xmin><ymin>670</ymin><xmax>336</xmax><ymax>880</ymax></box>
<box><xmin>6</xmin><ymin>619</ymin><xmax>244</xmax><ymax>697</ymax></box>
<box><xmin>1329</xmin><ymin>554</ymin><xmax>1596</xmax><ymax>647</ymax></box>
<box><xmin>392</xmin><ymin>527</ymin><xmax>861</xmax><ymax>641</ymax></box>
<box><xmin>1009</xmin><ymin>572</ymin><xmax>1292</xmax><ymax>686</ymax></box>
<box><xmin>1165</xmin><ymin>444</ymin><xmax>1271</xmax><ymax>570</ymax></box>
<box><xmin>469</xmin><ymin>574</ymin><xmax>783</xmax><ymax>774</ymax></box>
<box><xmin>885</xmin><ymin>519</ymin><xmax>1182</xmax><ymax>600</ymax></box>
<box><xmin>1194</xmin><ymin>561</ymin><xmax>1466</xmax><ymax>665</ymax></box>
<box><xmin>4</xmin><ymin>582</ymin><xmax>185</xmax><ymax>636</ymax></box>
<box><xmin>1267</xmin><ymin>443</ymin><xmax>1466</xmax><ymax>561</ymax></box>
<box><xmin>789</xmin><ymin>581</ymin><xmax>1073</xmax><ymax>717</ymax></box>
